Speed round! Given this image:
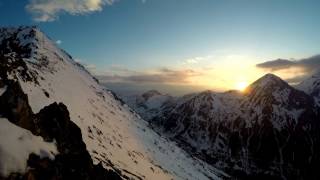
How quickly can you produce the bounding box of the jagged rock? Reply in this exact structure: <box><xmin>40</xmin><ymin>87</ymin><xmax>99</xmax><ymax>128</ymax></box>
<box><xmin>0</xmin><ymin>81</ymin><xmax>35</xmax><ymax>132</ymax></box>
<box><xmin>0</xmin><ymin>79</ymin><xmax>122</xmax><ymax>180</ymax></box>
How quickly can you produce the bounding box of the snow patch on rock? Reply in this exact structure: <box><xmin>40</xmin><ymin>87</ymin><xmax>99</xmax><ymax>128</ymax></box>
<box><xmin>0</xmin><ymin>118</ymin><xmax>58</xmax><ymax>177</ymax></box>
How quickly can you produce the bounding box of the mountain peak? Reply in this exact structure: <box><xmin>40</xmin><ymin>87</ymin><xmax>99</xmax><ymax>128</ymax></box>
<box><xmin>257</xmin><ymin>73</ymin><xmax>283</xmax><ymax>82</ymax></box>
<box><xmin>247</xmin><ymin>73</ymin><xmax>288</xmax><ymax>91</ymax></box>
<box><xmin>0</xmin><ymin>26</ymin><xmax>50</xmax><ymax>59</ymax></box>
<box><xmin>0</xmin><ymin>26</ymin><xmax>41</xmax><ymax>44</ymax></box>
<box><xmin>0</xmin><ymin>26</ymin><xmax>66</xmax><ymax>83</ymax></box>
<box><xmin>141</xmin><ymin>90</ymin><xmax>162</xmax><ymax>100</ymax></box>
<box><xmin>243</xmin><ymin>73</ymin><xmax>294</xmax><ymax>105</ymax></box>
<box><xmin>1</xmin><ymin>26</ymin><xmax>70</xmax><ymax>62</ymax></box>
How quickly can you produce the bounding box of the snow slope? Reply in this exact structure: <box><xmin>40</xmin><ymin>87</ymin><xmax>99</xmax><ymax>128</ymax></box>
<box><xmin>0</xmin><ymin>26</ymin><xmax>224</xmax><ymax>179</ymax></box>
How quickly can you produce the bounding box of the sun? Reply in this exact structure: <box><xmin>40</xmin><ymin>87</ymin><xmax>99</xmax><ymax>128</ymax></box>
<box><xmin>235</xmin><ymin>81</ymin><xmax>249</xmax><ymax>91</ymax></box>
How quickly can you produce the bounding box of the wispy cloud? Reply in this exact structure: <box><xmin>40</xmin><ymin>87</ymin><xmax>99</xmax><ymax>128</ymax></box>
<box><xmin>26</xmin><ymin>0</ymin><xmax>117</xmax><ymax>22</ymax></box>
<box><xmin>182</xmin><ymin>55</ymin><xmax>213</xmax><ymax>65</ymax></box>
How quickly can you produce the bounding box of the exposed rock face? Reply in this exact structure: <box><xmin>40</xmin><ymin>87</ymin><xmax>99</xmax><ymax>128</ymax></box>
<box><xmin>0</xmin><ymin>27</ymin><xmax>40</xmax><ymax>83</ymax></box>
<box><xmin>0</xmin><ymin>79</ymin><xmax>122</xmax><ymax>180</ymax></box>
<box><xmin>140</xmin><ymin>74</ymin><xmax>320</xmax><ymax>180</ymax></box>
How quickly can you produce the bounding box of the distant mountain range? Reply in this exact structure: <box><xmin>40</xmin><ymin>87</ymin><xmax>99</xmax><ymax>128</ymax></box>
<box><xmin>121</xmin><ymin>72</ymin><xmax>320</xmax><ymax>180</ymax></box>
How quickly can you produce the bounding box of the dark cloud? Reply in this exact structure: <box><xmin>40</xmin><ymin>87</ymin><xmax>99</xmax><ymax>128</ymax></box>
<box><xmin>256</xmin><ymin>59</ymin><xmax>297</xmax><ymax>71</ymax></box>
<box><xmin>256</xmin><ymin>55</ymin><xmax>320</xmax><ymax>73</ymax></box>
<box><xmin>97</xmin><ymin>68</ymin><xmax>202</xmax><ymax>84</ymax></box>
<box><xmin>256</xmin><ymin>54</ymin><xmax>320</xmax><ymax>84</ymax></box>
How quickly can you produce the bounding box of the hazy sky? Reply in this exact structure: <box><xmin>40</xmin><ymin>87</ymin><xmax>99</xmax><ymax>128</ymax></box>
<box><xmin>1</xmin><ymin>0</ymin><xmax>320</xmax><ymax>94</ymax></box>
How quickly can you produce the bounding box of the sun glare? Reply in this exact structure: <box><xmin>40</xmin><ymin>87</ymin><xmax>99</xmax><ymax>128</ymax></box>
<box><xmin>235</xmin><ymin>81</ymin><xmax>248</xmax><ymax>91</ymax></box>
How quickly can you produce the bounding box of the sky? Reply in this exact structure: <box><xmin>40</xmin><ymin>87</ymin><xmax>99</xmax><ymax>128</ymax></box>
<box><xmin>1</xmin><ymin>0</ymin><xmax>320</xmax><ymax>95</ymax></box>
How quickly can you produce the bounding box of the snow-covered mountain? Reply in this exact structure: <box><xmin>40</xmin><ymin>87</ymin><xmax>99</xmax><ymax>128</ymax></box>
<box><xmin>120</xmin><ymin>90</ymin><xmax>174</xmax><ymax>121</ymax></box>
<box><xmin>0</xmin><ymin>26</ymin><xmax>226</xmax><ymax>180</ymax></box>
<box><xmin>297</xmin><ymin>71</ymin><xmax>320</xmax><ymax>106</ymax></box>
<box><xmin>124</xmin><ymin>74</ymin><xmax>320</xmax><ymax>180</ymax></box>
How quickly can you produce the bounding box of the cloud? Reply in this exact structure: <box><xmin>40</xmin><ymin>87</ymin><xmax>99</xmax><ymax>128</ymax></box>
<box><xmin>55</xmin><ymin>40</ymin><xmax>62</xmax><ymax>45</ymax></box>
<box><xmin>256</xmin><ymin>59</ymin><xmax>296</xmax><ymax>71</ymax></box>
<box><xmin>185</xmin><ymin>59</ymin><xmax>199</xmax><ymax>64</ymax></box>
<box><xmin>97</xmin><ymin>67</ymin><xmax>203</xmax><ymax>84</ymax></box>
<box><xmin>256</xmin><ymin>55</ymin><xmax>320</xmax><ymax>72</ymax></box>
<box><xmin>26</xmin><ymin>0</ymin><xmax>117</xmax><ymax>22</ymax></box>
<box><xmin>183</xmin><ymin>55</ymin><xmax>213</xmax><ymax>65</ymax></box>
<box><xmin>256</xmin><ymin>55</ymin><xmax>320</xmax><ymax>83</ymax></box>
<box><xmin>108</xmin><ymin>64</ymin><xmax>138</xmax><ymax>74</ymax></box>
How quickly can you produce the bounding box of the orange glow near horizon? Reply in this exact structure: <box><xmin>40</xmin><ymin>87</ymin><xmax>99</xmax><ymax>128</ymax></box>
<box><xmin>189</xmin><ymin>57</ymin><xmax>264</xmax><ymax>91</ymax></box>
<box><xmin>183</xmin><ymin>56</ymin><xmax>308</xmax><ymax>92</ymax></box>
